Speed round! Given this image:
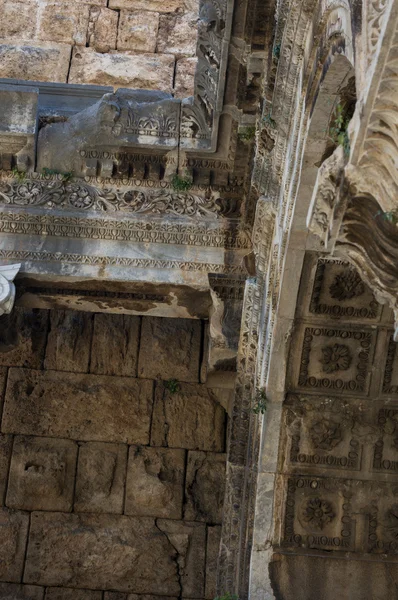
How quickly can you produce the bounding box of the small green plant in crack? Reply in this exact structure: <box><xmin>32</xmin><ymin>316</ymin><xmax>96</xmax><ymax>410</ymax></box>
<box><xmin>375</xmin><ymin>209</ymin><xmax>398</xmax><ymax>225</ymax></box>
<box><xmin>214</xmin><ymin>594</ymin><xmax>239</xmax><ymax>600</ymax></box>
<box><xmin>42</xmin><ymin>167</ymin><xmax>74</xmax><ymax>182</ymax></box>
<box><xmin>165</xmin><ymin>378</ymin><xmax>181</xmax><ymax>394</ymax></box>
<box><xmin>171</xmin><ymin>174</ymin><xmax>192</xmax><ymax>192</ymax></box>
<box><xmin>11</xmin><ymin>167</ymin><xmax>26</xmax><ymax>182</ymax></box>
<box><xmin>272</xmin><ymin>43</ymin><xmax>281</xmax><ymax>59</ymax></box>
<box><xmin>252</xmin><ymin>387</ymin><xmax>267</xmax><ymax>415</ymax></box>
<box><xmin>263</xmin><ymin>111</ymin><xmax>277</xmax><ymax>129</ymax></box>
<box><xmin>238</xmin><ymin>126</ymin><xmax>256</xmax><ymax>142</ymax></box>
<box><xmin>330</xmin><ymin>103</ymin><xmax>350</xmax><ymax>157</ymax></box>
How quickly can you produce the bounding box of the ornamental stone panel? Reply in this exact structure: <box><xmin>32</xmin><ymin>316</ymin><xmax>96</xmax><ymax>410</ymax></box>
<box><xmin>24</xmin><ymin>512</ymin><xmax>181</xmax><ymax>595</ymax></box>
<box><xmin>151</xmin><ymin>382</ymin><xmax>225</xmax><ymax>451</ymax></box>
<box><xmin>2</xmin><ymin>369</ymin><xmax>154</xmax><ymax>444</ymax></box>
<box><xmin>74</xmin><ymin>442</ymin><xmax>128</xmax><ymax>514</ymax></box>
<box><xmin>125</xmin><ymin>446</ymin><xmax>185</xmax><ymax>519</ymax></box>
<box><xmin>6</xmin><ymin>436</ymin><xmax>78</xmax><ymax>512</ymax></box>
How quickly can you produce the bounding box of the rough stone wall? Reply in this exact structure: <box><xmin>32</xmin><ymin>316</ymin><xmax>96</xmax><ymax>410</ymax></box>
<box><xmin>0</xmin><ymin>0</ymin><xmax>198</xmax><ymax>96</ymax></box>
<box><xmin>0</xmin><ymin>308</ymin><xmax>226</xmax><ymax>600</ymax></box>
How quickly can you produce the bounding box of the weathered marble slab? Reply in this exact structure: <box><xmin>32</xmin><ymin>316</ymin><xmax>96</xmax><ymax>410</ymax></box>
<box><xmin>2</xmin><ymin>369</ymin><xmax>154</xmax><ymax>443</ymax></box>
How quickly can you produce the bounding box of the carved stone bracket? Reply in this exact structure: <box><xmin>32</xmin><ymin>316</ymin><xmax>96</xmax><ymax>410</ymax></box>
<box><xmin>0</xmin><ymin>263</ymin><xmax>20</xmax><ymax>316</ymax></box>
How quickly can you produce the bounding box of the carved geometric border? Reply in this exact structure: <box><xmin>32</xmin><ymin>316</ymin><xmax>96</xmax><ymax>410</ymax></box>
<box><xmin>382</xmin><ymin>333</ymin><xmax>398</xmax><ymax>394</ymax></box>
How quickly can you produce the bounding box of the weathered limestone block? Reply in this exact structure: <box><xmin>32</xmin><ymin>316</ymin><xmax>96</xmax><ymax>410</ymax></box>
<box><xmin>0</xmin><ymin>0</ymin><xmax>38</xmax><ymax>40</ymax></box>
<box><xmin>117</xmin><ymin>11</ymin><xmax>160</xmax><ymax>53</ymax></box>
<box><xmin>184</xmin><ymin>451</ymin><xmax>226</xmax><ymax>523</ymax></box>
<box><xmin>45</xmin><ymin>588</ymin><xmax>102</xmax><ymax>600</ymax></box>
<box><xmin>151</xmin><ymin>383</ymin><xmax>225</xmax><ymax>451</ymax></box>
<box><xmin>0</xmin><ymin>583</ymin><xmax>44</xmax><ymax>600</ymax></box>
<box><xmin>109</xmin><ymin>0</ymin><xmax>183</xmax><ymax>12</ymax></box>
<box><xmin>174</xmin><ymin>58</ymin><xmax>197</xmax><ymax>98</ymax></box>
<box><xmin>6</xmin><ymin>436</ymin><xmax>77</xmax><ymax>512</ymax></box>
<box><xmin>125</xmin><ymin>446</ymin><xmax>185</xmax><ymax>519</ymax></box>
<box><xmin>44</xmin><ymin>310</ymin><xmax>93</xmax><ymax>373</ymax></box>
<box><xmin>90</xmin><ymin>314</ymin><xmax>140</xmax><ymax>377</ymax></box>
<box><xmin>157</xmin><ymin>13</ymin><xmax>198</xmax><ymax>57</ymax></box>
<box><xmin>24</xmin><ymin>512</ymin><xmax>181</xmax><ymax>595</ymax></box>
<box><xmin>75</xmin><ymin>442</ymin><xmax>127</xmax><ymax>514</ymax></box>
<box><xmin>157</xmin><ymin>520</ymin><xmax>206</xmax><ymax>598</ymax></box>
<box><xmin>104</xmin><ymin>595</ymin><xmax>177</xmax><ymax>600</ymax></box>
<box><xmin>88</xmin><ymin>6</ymin><xmax>118</xmax><ymax>53</ymax></box>
<box><xmin>37</xmin><ymin>2</ymin><xmax>90</xmax><ymax>45</ymax></box>
<box><xmin>69</xmin><ymin>48</ymin><xmax>175</xmax><ymax>92</ymax></box>
<box><xmin>0</xmin><ymin>84</ymin><xmax>38</xmax><ymax>171</ymax></box>
<box><xmin>205</xmin><ymin>526</ymin><xmax>221</xmax><ymax>599</ymax></box>
<box><xmin>0</xmin><ymin>434</ymin><xmax>12</xmax><ymax>504</ymax></box>
<box><xmin>0</xmin><ymin>40</ymin><xmax>71</xmax><ymax>83</ymax></box>
<box><xmin>2</xmin><ymin>369</ymin><xmax>154</xmax><ymax>444</ymax></box>
<box><xmin>0</xmin><ymin>508</ymin><xmax>29</xmax><ymax>582</ymax></box>
<box><xmin>138</xmin><ymin>317</ymin><xmax>201</xmax><ymax>383</ymax></box>
<box><xmin>0</xmin><ymin>308</ymin><xmax>48</xmax><ymax>369</ymax></box>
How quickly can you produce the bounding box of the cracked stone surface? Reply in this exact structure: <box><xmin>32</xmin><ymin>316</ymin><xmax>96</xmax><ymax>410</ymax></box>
<box><xmin>125</xmin><ymin>446</ymin><xmax>185</xmax><ymax>519</ymax></box>
<box><xmin>184</xmin><ymin>451</ymin><xmax>226</xmax><ymax>524</ymax></box>
<box><xmin>24</xmin><ymin>512</ymin><xmax>181</xmax><ymax>595</ymax></box>
<box><xmin>2</xmin><ymin>369</ymin><xmax>154</xmax><ymax>444</ymax></box>
<box><xmin>151</xmin><ymin>382</ymin><xmax>226</xmax><ymax>451</ymax></box>
<box><xmin>0</xmin><ymin>508</ymin><xmax>29</xmax><ymax>582</ymax></box>
<box><xmin>6</xmin><ymin>435</ymin><xmax>78</xmax><ymax>512</ymax></box>
<box><xmin>0</xmin><ymin>308</ymin><xmax>48</xmax><ymax>369</ymax></box>
<box><xmin>74</xmin><ymin>442</ymin><xmax>127</xmax><ymax>514</ymax></box>
<box><xmin>157</xmin><ymin>519</ymin><xmax>206</xmax><ymax>598</ymax></box>
<box><xmin>90</xmin><ymin>314</ymin><xmax>140</xmax><ymax>377</ymax></box>
<box><xmin>44</xmin><ymin>310</ymin><xmax>94</xmax><ymax>373</ymax></box>
<box><xmin>138</xmin><ymin>317</ymin><xmax>202</xmax><ymax>383</ymax></box>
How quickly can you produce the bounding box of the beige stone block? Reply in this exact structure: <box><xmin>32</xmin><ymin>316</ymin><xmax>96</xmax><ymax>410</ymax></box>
<box><xmin>0</xmin><ymin>308</ymin><xmax>48</xmax><ymax>369</ymax></box>
<box><xmin>157</xmin><ymin>13</ymin><xmax>198</xmax><ymax>57</ymax></box>
<box><xmin>44</xmin><ymin>310</ymin><xmax>93</xmax><ymax>373</ymax></box>
<box><xmin>88</xmin><ymin>6</ymin><xmax>118</xmax><ymax>53</ymax></box>
<box><xmin>0</xmin><ymin>583</ymin><xmax>44</xmax><ymax>600</ymax></box>
<box><xmin>90</xmin><ymin>314</ymin><xmax>140</xmax><ymax>377</ymax></box>
<box><xmin>205</xmin><ymin>525</ymin><xmax>221</xmax><ymax>599</ymax></box>
<box><xmin>0</xmin><ymin>508</ymin><xmax>29</xmax><ymax>582</ymax></box>
<box><xmin>0</xmin><ymin>40</ymin><xmax>71</xmax><ymax>83</ymax></box>
<box><xmin>0</xmin><ymin>0</ymin><xmax>38</xmax><ymax>40</ymax></box>
<box><xmin>151</xmin><ymin>383</ymin><xmax>225</xmax><ymax>451</ymax></box>
<box><xmin>174</xmin><ymin>57</ymin><xmax>197</xmax><ymax>98</ymax></box>
<box><xmin>117</xmin><ymin>11</ymin><xmax>159</xmax><ymax>52</ymax></box>
<box><xmin>138</xmin><ymin>317</ymin><xmax>201</xmax><ymax>383</ymax></box>
<box><xmin>157</xmin><ymin>519</ymin><xmax>206</xmax><ymax>598</ymax></box>
<box><xmin>37</xmin><ymin>2</ymin><xmax>90</xmax><ymax>45</ymax></box>
<box><xmin>125</xmin><ymin>446</ymin><xmax>185</xmax><ymax>519</ymax></box>
<box><xmin>109</xmin><ymin>0</ymin><xmax>183</xmax><ymax>13</ymax></box>
<box><xmin>6</xmin><ymin>436</ymin><xmax>77</xmax><ymax>512</ymax></box>
<box><xmin>2</xmin><ymin>369</ymin><xmax>154</xmax><ymax>444</ymax></box>
<box><xmin>45</xmin><ymin>588</ymin><xmax>102</xmax><ymax>600</ymax></box>
<box><xmin>25</xmin><ymin>512</ymin><xmax>181</xmax><ymax>595</ymax></box>
<box><xmin>75</xmin><ymin>442</ymin><xmax>127</xmax><ymax>514</ymax></box>
<box><xmin>0</xmin><ymin>435</ymin><xmax>13</xmax><ymax>504</ymax></box>
<box><xmin>69</xmin><ymin>47</ymin><xmax>175</xmax><ymax>92</ymax></box>
<box><xmin>184</xmin><ymin>451</ymin><xmax>226</xmax><ymax>523</ymax></box>
<box><xmin>183</xmin><ymin>0</ymin><xmax>199</xmax><ymax>12</ymax></box>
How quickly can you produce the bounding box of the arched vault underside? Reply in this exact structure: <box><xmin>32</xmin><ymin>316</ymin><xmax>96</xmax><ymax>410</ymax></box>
<box><xmin>0</xmin><ymin>0</ymin><xmax>398</xmax><ymax>598</ymax></box>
